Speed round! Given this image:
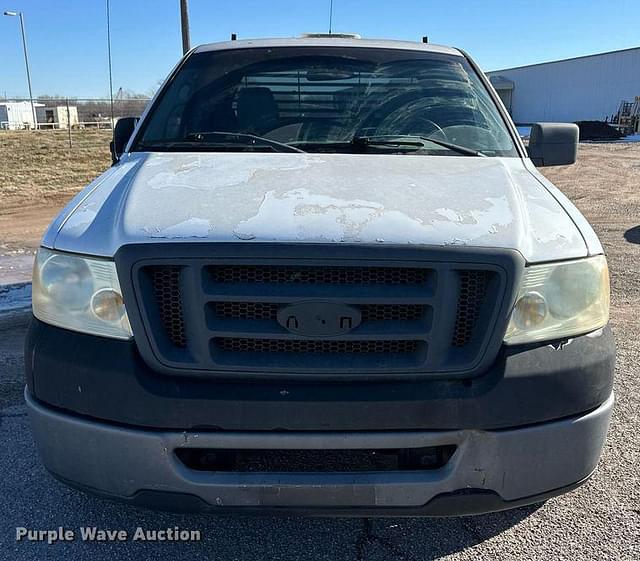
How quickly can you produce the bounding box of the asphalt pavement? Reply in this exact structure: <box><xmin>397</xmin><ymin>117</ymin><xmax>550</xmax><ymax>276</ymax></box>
<box><xmin>0</xmin><ymin>314</ymin><xmax>638</xmax><ymax>561</ymax></box>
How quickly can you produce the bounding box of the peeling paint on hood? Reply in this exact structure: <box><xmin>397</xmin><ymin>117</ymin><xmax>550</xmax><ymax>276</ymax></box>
<box><xmin>50</xmin><ymin>151</ymin><xmax>588</xmax><ymax>262</ymax></box>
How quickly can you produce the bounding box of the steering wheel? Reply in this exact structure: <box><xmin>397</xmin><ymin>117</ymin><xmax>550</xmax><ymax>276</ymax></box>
<box><xmin>359</xmin><ymin>93</ymin><xmax>449</xmax><ymax>140</ymax></box>
<box><xmin>410</xmin><ymin>117</ymin><xmax>447</xmax><ymax>140</ymax></box>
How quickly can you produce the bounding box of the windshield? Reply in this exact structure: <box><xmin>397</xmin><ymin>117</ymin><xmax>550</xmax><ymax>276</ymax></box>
<box><xmin>134</xmin><ymin>46</ymin><xmax>518</xmax><ymax>157</ymax></box>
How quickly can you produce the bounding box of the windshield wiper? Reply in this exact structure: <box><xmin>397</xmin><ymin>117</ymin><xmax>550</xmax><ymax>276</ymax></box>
<box><xmin>291</xmin><ymin>135</ymin><xmax>485</xmax><ymax>156</ymax></box>
<box><xmin>186</xmin><ymin>131</ymin><xmax>305</xmax><ymax>153</ymax></box>
<box><xmin>354</xmin><ymin>135</ymin><xmax>486</xmax><ymax>157</ymax></box>
<box><xmin>289</xmin><ymin>138</ymin><xmax>419</xmax><ymax>152</ymax></box>
<box><xmin>137</xmin><ymin>132</ymin><xmax>304</xmax><ymax>154</ymax></box>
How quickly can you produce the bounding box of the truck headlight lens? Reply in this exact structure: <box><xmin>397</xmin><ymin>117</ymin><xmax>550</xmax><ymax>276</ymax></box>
<box><xmin>504</xmin><ymin>255</ymin><xmax>609</xmax><ymax>345</ymax></box>
<box><xmin>32</xmin><ymin>248</ymin><xmax>133</xmax><ymax>340</ymax></box>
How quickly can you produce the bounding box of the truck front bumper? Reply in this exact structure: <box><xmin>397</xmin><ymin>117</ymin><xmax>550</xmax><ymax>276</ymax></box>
<box><xmin>26</xmin><ymin>389</ymin><xmax>613</xmax><ymax>516</ymax></box>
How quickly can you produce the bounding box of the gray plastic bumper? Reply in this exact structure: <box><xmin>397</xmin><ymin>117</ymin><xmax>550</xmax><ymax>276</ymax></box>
<box><xmin>26</xmin><ymin>390</ymin><xmax>613</xmax><ymax>513</ymax></box>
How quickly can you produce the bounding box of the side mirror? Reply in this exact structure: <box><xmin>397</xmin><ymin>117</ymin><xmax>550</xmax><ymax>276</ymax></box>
<box><xmin>527</xmin><ymin>123</ymin><xmax>578</xmax><ymax>167</ymax></box>
<box><xmin>110</xmin><ymin>117</ymin><xmax>139</xmax><ymax>164</ymax></box>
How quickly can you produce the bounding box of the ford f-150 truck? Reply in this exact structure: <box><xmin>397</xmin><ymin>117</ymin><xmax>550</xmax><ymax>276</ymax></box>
<box><xmin>25</xmin><ymin>35</ymin><xmax>614</xmax><ymax>516</ymax></box>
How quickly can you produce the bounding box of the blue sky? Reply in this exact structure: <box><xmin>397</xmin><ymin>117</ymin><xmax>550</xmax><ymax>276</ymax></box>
<box><xmin>1</xmin><ymin>0</ymin><xmax>639</xmax><ymax>99</ymax></box>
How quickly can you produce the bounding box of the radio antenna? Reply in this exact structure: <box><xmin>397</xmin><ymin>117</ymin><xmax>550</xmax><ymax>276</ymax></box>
<box><xmin>328</xmin><ymin>0</ymin><xmax>333</xmax><ymax>34</ymax></box>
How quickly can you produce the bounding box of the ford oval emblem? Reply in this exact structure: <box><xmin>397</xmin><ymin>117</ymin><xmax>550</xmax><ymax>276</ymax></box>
<box><xmin>277</xmin><ymin>301</ymin><xmax>362</xmax><ymax>337</ymax></box>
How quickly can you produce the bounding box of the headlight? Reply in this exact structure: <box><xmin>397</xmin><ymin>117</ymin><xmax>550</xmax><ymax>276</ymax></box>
<box><xmin>32</xmin><ymin>248</ymin><xmax>133</xmax><ymax>340</ymax></box>
<box><xmin>504</xmin><ymin>255</ymin><xmax>609</xmax><ymax>345</ymax></box>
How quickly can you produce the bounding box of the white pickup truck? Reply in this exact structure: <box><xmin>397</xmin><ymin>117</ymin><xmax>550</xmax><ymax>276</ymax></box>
<box><xmin>26</xmin><ymin>34</ymin><xmax>614</xmax><ymax>516</ymax></box>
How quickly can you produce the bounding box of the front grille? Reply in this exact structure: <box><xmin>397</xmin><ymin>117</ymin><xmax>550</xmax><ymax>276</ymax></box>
<box><xmin>175</xmin><ymin>446</ymin><xmax>457</xmax><ymax>473</ymax></box>
<box><xmin>213</xmin><ymin>302</ymin><xmax>426</xmax><ymax>322</ymax></box>
<box><xmin>148</xmin><ymin>266</ymin><xmax>186</xmax><ymax>347</ymax></box>
<box><xmin>209</xmin><ymin>265</ymin><xmax>429</xmax><ymax>285</ymax></box>
<box><xmin>452</xmin><ymin>270</ymin><xmax>490</xmax><ymax>347</ymax></box>
<box><xmin>136</xmin><ymin>252</ymin><xmax>506</xmax><ymax>377</ymax></box>
<box><xmin>214</xmin><ymin>301</ymin><xmax>278</xmax><ymax>320</ymax></box>
<box><xmin>215</xmin><ymin>338</ymin><xmax>420</xmax><ymax>355</ymax></box>
<box><xmin>362</xmin><ymin>304</ymin><xmax>425</xmax><ymax>322</ymax></box>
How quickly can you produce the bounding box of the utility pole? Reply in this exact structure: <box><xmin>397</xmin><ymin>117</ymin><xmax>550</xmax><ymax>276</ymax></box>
<box><xmin>328</xmin><ymin>0</ymin><xmax>333</xmax><ymax>34</ymax></box>
<box><xmin>106</xmin><ymin>0</ymin><xmax>115</xmax><ymax>131</ymax></box>
<box><xmin>4</xmin><ymin>11</ymin><xmax>37</xmax><ymax>129</ymax></box>
<box><xmin>180</xmin><ymin>0</ymin><xmax>190</xmax><ymax>55</ymax></box>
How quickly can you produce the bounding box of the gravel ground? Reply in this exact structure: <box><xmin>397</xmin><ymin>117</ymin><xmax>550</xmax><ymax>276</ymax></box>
<box><xmin>0</xmin><ymin>143</ymin><xmax>638</xmax><ymax>560</ymax></box>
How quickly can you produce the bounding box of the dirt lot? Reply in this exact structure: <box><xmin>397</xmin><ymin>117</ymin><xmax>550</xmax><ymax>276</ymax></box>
<box><xmin>543</xmin><ymin>143</ymin><xmax>640</xmax><ymax>329</ymax></box>
<box><xmin>0</xmin><ymin>130</ymin><xmax>111</xmax><ymax>249</ymax></box>
<box><xmin>0</xmin><ymin>133</ymin><xmax>639</xmax><ymax>559</ymax></box>
<box><xmin>0</xmin><ymin>130</ymin><xmax>112</xmax><ymax>207</ymax></box>
<box><xmin>0</xmin><ymin>130</ymin><xmax>112</xmax><ymax>281</ymax></box>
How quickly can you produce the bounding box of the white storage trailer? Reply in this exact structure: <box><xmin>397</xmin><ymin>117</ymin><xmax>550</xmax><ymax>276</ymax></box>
<box><xmin>36</xmin><ymin>105</ymin><xmax>79</xmax><ymax>129</ymax></box>
<box><xmin>0</xmin><ymin>101</ymin><xmax>44</xmax><ymax>130</ymax></box>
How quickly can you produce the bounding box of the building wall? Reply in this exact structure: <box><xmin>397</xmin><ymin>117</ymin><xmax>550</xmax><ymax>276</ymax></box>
<box><xmin>487</xmin><ymin>48</ymin><xmax>640</xmax><ymax>123</ymax></box>
<box><xmin>36</xmin><ymin>106</ymin><xmax>80</xmax><ymax>128</ymax></box>
<box><xmin>495</xmin><ymin>88</ymin><xmax>512</xmax><ymax>113</ymax></box>
<box><xmin>58</xmin><ymin>106</ymin><xmax>79</xmax><ymax>128</ymax></box>
<box><xmin>0</xmin><ymin>106</ymin><xmax>8</xmax><ymax>128</ymax></box>
<box><xmin>0</xmin><ymin>101</ymin><xmax>44</xmax><ymax>129</ymax></box>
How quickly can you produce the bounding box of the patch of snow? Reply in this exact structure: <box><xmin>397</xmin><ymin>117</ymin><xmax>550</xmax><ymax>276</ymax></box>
<box><xmin>0</xmin><ymin>282</ymin><xmax>32</xmax><ymax>313</ymax></box>
<box><xmin>621</xmin><ymin>133</ymin><xmax>640</xmax><ymax>143</ymax></box>
<box><xmin>0</xmin><ymin>254</ymin><xmax>35</xmax><ymax>284</ymax></box>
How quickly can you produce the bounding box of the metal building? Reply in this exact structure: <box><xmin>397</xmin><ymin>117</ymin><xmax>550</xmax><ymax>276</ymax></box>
<box><xmin>487</xmin><ymin>47</ymin><xmax>640</xmax><ymax>124</ymax></box>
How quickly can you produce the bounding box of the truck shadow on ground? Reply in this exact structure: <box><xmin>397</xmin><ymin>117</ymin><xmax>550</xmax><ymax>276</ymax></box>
<box><xmin>35</xmin><ymin>483</ymin><xmax>541</xmax><ymax>560</ymax></box>
<box><xmin>623</xmin><ymin>225</ymin><xmax>640</xmax><ymax>244</ymax></box>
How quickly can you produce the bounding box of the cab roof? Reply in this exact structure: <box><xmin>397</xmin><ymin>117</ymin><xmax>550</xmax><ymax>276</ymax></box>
<box><xmin>194</xmin><ymin>36</ymin><xmax>463</xmax><ymax>57</ymax></box>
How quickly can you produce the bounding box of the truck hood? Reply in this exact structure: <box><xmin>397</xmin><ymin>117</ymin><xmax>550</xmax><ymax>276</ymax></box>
<box><xmin>47</xmin><ymin>152</ymin><xmax>589</xmax><ymax>262</ymax></box>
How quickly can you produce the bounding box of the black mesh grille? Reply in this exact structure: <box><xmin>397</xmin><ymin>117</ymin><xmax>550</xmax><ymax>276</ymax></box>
<box><xmin>214</xmin><ymin>301</ymin><xmax>278</xmax><ymax>320</ymax></box>
<box><xmin>142</xmin><ymin>259</ymin><xmax>500</xmax><ymax>374</ymax></box>
<box><xmin>216</xmin><ymin>338</ymin><xmax>419</xmax><ymax>354</ymax></box>
<box><xmin>452</xmin><ymin>271</ymin><xmax>489</xmax><ymax>347</ymax></box>
<box><xmin>361</xmin><ymin>304</ymin><xmax>425</xmax><ymax>322</ymax></box>
<box><xmin>213</xmin><ymin>302</ymin><xmax>425</xmax><ymax>322</ymax></box>
<box><xmin>148</xmin><ymin>266</ymin><xmax>186</xmax><ymax>348</ymax></box>
<box><xmin>176</xmin><ymin>446</ymin><xmax>456</xmax><ymax>472</ymax></box>
<box><xmin>209</xmin><ymin>265</ymin><xmax>430</xmax><ymax>285</ymax></box>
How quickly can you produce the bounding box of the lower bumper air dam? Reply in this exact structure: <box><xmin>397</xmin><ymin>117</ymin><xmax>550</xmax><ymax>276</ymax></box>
<box><xmin>26</xmin><ymin>389</ymin><xmax>614</xmax><ymax>516</ymax></box>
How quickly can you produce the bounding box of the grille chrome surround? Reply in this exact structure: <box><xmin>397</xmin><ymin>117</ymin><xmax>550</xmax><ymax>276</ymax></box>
<box><xmin>121</xmin><ymin>244</ymin><xmax>517</xmax><ymax>379</ymax></box>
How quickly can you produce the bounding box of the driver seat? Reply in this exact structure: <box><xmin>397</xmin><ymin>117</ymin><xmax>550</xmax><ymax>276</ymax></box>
<box><xmin>236</xmin><ymin>87</ymin><xmax>280</xmax><ymax>134</ymax></box>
